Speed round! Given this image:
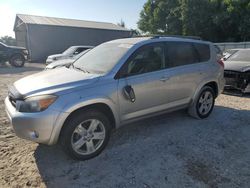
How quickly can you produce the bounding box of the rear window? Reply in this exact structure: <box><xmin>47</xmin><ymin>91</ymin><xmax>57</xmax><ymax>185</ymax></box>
<box><xmin>194</xmin><ymin>43</ymin><xmax>210</xmax><ymax>62</ymax></box>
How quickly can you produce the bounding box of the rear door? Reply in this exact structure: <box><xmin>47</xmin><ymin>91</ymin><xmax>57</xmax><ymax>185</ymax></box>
<box><xmin>163</xmin><ymin>41</ymin><xmax>211</xmax><ymax>104</ymax></box>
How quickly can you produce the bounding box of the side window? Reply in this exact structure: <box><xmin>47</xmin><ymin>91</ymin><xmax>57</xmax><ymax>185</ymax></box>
<box><xmin>165</xmin><ymin>42</ymin><xmax>199</xmax><ymax>68</ymax></box>
<box><xmin>194</xmin><ymin>43</ymin><xmax>211</xmax><ymax>62</ymax></box>
<box><xmin>0</xmin><ymin>44</ymin><xmax>4</xmax><ymax>51</ymax></box>
<box><xmin>73</xmin><ymin>48</ymin><xmax>87</xmax><ymax>55</ymax></box>
<box><xmin>124</xmin><ymin>44</ymin><xmax>165</xmax><ymax>76</ymax></box>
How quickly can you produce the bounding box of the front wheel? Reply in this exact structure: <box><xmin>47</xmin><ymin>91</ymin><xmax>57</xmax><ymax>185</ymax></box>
<box><xmin>188</xmin><ymin>86</ymin><xmax>215</xmax><ymax>119</ymax></box>
<box><xmin>60</xmin><ymin>110</ymin><xmax>111</xmax><ymax>160</ymax></box>
<box><xmin>9</xmin><ymin>54</ymin><xmax>25</xmax><ymax>67</ymax></box>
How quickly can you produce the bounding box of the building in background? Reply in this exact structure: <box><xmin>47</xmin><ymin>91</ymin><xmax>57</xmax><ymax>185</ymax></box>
<box><xmin>14</xmin><ymin>14</ymin><xmax>131</xmax><ymax>62</ymax></box>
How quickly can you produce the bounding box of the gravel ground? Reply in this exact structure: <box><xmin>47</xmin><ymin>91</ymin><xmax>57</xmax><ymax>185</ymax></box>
<box><xmin>0</xmin><ymin>63</ymin><xmax>250</xmax><ymax>188</ymax></box>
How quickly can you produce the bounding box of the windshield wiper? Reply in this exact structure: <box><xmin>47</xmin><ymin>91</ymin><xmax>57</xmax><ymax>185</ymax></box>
<box><xmin>72</xmin><ymin>65</ymin><xmax>90</xmax><ymax>73</ymax></box>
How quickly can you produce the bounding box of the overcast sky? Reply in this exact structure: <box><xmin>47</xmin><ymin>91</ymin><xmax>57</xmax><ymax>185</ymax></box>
<box><xmin>0</xmin><ymin>0</ymin><xmax>147</xmax><ymax>37</ymax></box>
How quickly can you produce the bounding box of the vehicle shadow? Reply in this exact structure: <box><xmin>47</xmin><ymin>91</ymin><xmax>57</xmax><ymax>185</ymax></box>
<box><xmin>34</xmin><ymin>105</ymin><xmax>250</xmax><ymax>187</ymax></box>
<box><xmin>0</xmin><ymin>62</ymin><xmax>44</xmax><ymax>74</ymax></box>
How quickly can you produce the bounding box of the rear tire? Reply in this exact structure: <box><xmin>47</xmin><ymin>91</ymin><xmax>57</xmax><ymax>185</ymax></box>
<box><xmin>60</xmin><ymin>110</ymin><xmax>111</xmax><ymax>160</ymax></box>
<box><xmin>188</xmin><ymin>86</ymin><xmax>215</xmax><ymax>119</ymax></box>
<box><xmin>9</xmin><ymin>54</ymin><xmax>25</xmax><ymax>67</ymax></box>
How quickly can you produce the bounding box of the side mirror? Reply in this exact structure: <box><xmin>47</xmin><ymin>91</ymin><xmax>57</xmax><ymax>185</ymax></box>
<box><xmin>123</xmin><ymin>85</ymin><xmax>136</xmax><ymax>102</ymax></box>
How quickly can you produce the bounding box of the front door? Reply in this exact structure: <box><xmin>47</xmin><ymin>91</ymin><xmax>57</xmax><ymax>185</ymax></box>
<box><xmin>117</xmin><ymin>43</ymin><xmax>168</xmax><ymax>122</ymax></box>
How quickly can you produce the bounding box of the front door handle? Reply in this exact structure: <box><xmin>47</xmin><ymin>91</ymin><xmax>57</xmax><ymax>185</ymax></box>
<box><xmin>160</xmin><ymin>76</ymin><xmax>169</xmax><ymax>82</ymax></box>
<box><xmin>123</xmin><ymin>85</ymin><xmax>136</xmax><ymax>102</ymax></box>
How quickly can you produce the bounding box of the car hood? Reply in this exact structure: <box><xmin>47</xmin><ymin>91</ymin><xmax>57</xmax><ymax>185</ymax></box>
<box><xmin>8</xmin><ymin>46</ymin><xmax>26</xmax><ymax>50</ymax></box>
<box><xmin>224</xmin><ymin>60</ymin><xmax>250</xmax><ymax>72</ymax></box>
<box><xmin>14</xmin><ymin>67</ymin><xmax>100</xmax><ymax>97</ymax></box>
<box><xmin>47</xmin><ymin>54</ymin><xmax>65</xmax><ymax>59</ymax></box>
<box><xmin>46</xmin><ymin>59</ymin><xmax>75</xmax><ymax>69</ymax></box>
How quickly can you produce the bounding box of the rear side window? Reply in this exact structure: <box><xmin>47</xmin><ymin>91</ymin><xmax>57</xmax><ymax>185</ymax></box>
<box><xmin>165</xmin><ymin>42</ymin><xmax>210</xmax><ymax>68</ymax></box>
<box><xmin>194</xmin><ymin>43</ymin><xmax>210</xmax><ymax>62</ymax></box>
<box><xmin>165</xmin><ymin>42</ymin><xmax>199</xmax><ymax>68</ymax></box>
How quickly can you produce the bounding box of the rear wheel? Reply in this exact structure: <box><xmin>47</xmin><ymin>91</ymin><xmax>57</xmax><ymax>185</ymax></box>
<box><xmin>188</xmin><ymin>86</ymin><xmax>215</xmax><ymax>119</ymax></box>
<box><xmin>9</xmin><ymin>54</ymin><xmax>25</xmax><ymax>67</ymax></box>
<box><xmin>60</xmin><ymin>110</ymin><xmax>111</xmax><ymax>160</ymax></box>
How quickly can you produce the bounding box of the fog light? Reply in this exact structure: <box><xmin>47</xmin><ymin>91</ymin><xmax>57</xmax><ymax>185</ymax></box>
<box><xmin>30</xmin><ymin>131</ymin><xmax>39</xmax><ymax>139</ymax></box>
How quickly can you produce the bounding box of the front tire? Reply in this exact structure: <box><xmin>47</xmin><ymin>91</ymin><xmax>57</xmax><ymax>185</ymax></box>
<box><xmin>60</xmin><ymin>110</ymin><xmax>111</xmax><ymax>160</ymax></box>
<box><xmin>188</xmin><ymin>86</ymin><xmax>215</xmax><ymax>119</ymax></box>
<box><xmin>9</xmin><ymin>54</ymin><xmax>25</xmax><ymax>67</ymax></box>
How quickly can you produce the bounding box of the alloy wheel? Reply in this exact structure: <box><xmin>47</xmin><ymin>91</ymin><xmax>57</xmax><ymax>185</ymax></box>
<box><xmin>71</xmin><ymin>119</ymin><xmax>106</xmax><ymax>155</ymax></box>
<box><xmin>198</xmin><ymin>91</ymin><xmax>214</xmax><ymax>115</ymax></box>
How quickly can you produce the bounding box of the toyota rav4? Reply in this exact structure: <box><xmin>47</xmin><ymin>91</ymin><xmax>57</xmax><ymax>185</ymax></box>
<box><xmin>5</xmin><ymin>36</ymin><xmax>225</xmax><ymax>160</ymax></box>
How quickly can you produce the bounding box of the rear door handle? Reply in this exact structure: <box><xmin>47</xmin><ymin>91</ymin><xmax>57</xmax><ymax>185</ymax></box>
<box><xmin>160</xmin><ymin>76</ymin><xmax>169</xmax><ymax>82</ymax></box>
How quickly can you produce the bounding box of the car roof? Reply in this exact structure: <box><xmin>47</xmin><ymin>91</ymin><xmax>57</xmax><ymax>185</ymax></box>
<box><xmin>69</xmin><ymin>45</ymin><xmax>94</xmax><ymax>49</ymax></box>
<box><xmin>108</xmin><ymin>36</ymin><xmax>209</xmax><ymax>46</ymax></box>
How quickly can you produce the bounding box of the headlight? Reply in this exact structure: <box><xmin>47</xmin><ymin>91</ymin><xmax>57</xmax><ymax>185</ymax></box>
<box><xmin>17</xmin><ymin>95</ymin><xmax>57</xmax><ymax>113</ymax></box>
<box><xmin>22</xmin><ymin>49</ymin><xmax>28</xmax><ymax>55</ymax></box>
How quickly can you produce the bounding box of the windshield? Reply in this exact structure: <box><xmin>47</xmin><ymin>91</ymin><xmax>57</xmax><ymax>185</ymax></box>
<box><xmin>73</xmin><ymin>42</ymin><xmax>132</xmax><ymax>74</ymax></box>
<box><xmin>62</xmin><ymin>46</ymin><xmax>77</xmax><ymax>55</ymax></box>
<box><xmin>227</xmin><ymin>50</ymin><xmax>250</xmax><ymax>61</ymax></box>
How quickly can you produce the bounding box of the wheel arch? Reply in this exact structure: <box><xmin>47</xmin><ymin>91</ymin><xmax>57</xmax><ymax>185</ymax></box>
<box><xmin>192</xmin><ymin>79</ymin><xmax>219</xmax><ymax>103</ymax></box>
<box><xmin>9</xmin><ymin>52</ymin><xmax>25</xmax><ymax>60</ymax></box>
<box><xmin>49</xmin><ymin>100</ymin><xmax>119</xmax><ymax>145</ymax></box>
<box><xmin>204</xmin><ymin>81</ymin><xmax>218</xmax><ymax>97</ymax></box>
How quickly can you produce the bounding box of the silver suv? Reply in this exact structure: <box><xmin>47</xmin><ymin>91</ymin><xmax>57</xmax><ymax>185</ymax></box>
<box><xmin>5</xmin><ymin>37</ymin><xmax>225</xmax><ymax>160</ymax></box>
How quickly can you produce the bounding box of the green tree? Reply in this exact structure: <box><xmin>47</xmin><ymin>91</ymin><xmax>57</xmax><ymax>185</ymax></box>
<box><xmin>131</xmin><ymin>29</ymin><xmax>141</xmax><ymax>37</ymax></box>
<box><xmin>138</xmin><ymin>0</ymin><xmax>182</xmax><ymax>35</ymax></box>
<box><xmin>138</xmin><ymin>0</ymin><xmax>250</xmax><ymax>42</ymax></box>
<box><xmin>0</xmin><ymin>36</ymin><xmax>16</xmax><ymax>46</ymax></box>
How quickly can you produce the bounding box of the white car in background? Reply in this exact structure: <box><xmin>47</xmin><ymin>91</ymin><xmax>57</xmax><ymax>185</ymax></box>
<box><xmin>46</xmin><ymin>49</ymin><xmax>91</xmax><ymax>69</ymax></box>
<box><xmin>46</xmin><ymin>45</ymin><xmax>93</xmax><ymax>64</ymax></box>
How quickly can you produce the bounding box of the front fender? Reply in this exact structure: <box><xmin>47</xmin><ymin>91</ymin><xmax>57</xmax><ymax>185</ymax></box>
<box><xmin>48</xmin><ymin>96</ymin><xmax>120</xmax><ymax>145</ymax></box>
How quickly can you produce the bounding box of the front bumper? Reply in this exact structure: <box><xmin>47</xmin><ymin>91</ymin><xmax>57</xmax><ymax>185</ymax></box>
<box><xmin>5</xmin><ymin>97</ymin><xmax>61</xmax><ymax>144</ymax></box>
<box><xmin>46</xmin><ymin>59</ymin><xmax>53</xmax><ymax>65</ymax></box>
<box><xmin>224</xmin><ymin>70</ymin><xmax>250</xmax><ymax>93</ymax></box>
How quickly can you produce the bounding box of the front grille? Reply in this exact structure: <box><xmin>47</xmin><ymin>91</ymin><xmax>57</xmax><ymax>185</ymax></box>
<box><xmin>8</xmin><ymin>92</ymin><xmax>17</xmax><ymax>107</ymax></box>
<box><xmin>224</xmin><ymin>70</ymin><xmax>250</xmax><ymax>79</ymax></box>
<box><xmin>224</xmin><ymin>70</ymin><xmax>249</xmax><ymax>91</ymax></box>
<box><xmin>7</xmin><ymin>86</ymin><xmax>24</xmax><ymax>108</ymax></box>
<box><xmin>224</xmin><ymin>71</ymin><xmax>240</xmax><ymax>78</ymax></box>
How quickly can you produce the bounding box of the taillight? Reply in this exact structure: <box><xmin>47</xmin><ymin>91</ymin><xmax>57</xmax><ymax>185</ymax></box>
<box><xmin>217</xmin><ymin>59</ymin><xmax>224</xmax><ymax>68</ymax></box>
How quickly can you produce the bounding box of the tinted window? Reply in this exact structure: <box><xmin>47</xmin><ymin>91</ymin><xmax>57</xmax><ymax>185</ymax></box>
<box><xmin>73</xmin><ymin>47</ymin><xmax>88</xmax><ymax>55</ymax></box>
<box><xmin>0</xmin><ymin>43</ymin><xmax>5</xmax><ymax>50</ymax></box>
<box><xmin>194</xmin><ymin>43</ymin><xmax>211</xmax><ymax>62</ymax></box>
<box><xmin>123</xmin><ymin>43</ymin><xmax>165</xmax><ymax>76</ymax></box>
<box><xmin>165</xmin><ymin>42</ymin><xmax>199</xmax><ymax>68</ymax></box>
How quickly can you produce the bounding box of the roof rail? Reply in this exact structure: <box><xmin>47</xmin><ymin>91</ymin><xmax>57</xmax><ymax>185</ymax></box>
<box><xmin>151</xmin><ymin>35</ymin><xmax>202</xmax><ymax>40</ymax></box>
